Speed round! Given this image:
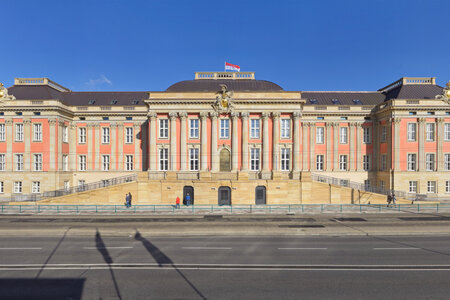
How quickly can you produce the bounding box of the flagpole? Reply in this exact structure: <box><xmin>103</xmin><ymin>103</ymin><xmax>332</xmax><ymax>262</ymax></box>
<box><xmin>224</xmin><ymin>62</ymin><xmax>226</xmax><ymax>72</ymax></box>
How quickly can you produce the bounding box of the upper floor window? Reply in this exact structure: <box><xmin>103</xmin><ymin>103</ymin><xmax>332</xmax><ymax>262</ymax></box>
<box><xmin>33</xmin><ymin>154</ymin><xmax>42</xmax><ymax>171</ymax></box>
<box><xmin>316</xmin><ymin>127</ymin><xmax>324</xmax><ymax>144</ymax></box>
<box><xmin>426</xmin><ymin>153</ymin><xmax>435</xmax><ymax>171</ymax></box>
<box><xmin>79</xmin><ymin>127</ymin><xmax>86</xmax><ymax>144</ymax></box>
<box><xmin>189</xmin><ymin>119</ymin><xmax>199</xmax><ymax>139</ymax></box>
<box><xmin>380</xmin><ymin>154</ymin><xmax>387</xmax><ymax>171</ymax></box>
<box><xmin>381</xmin><ymin>126</ymin><xmax>387</xmax><ymax>142</ymax></box>
<box><xmin>407</xmin><ymin>123</ymin><xmax>416</xmax><ymax>141</ymax></box>
<box><xmin>407</xmin><ymin>153</ymin><xmax>416</xmax><ymax>171</ymax></box>
<box><xmin>159</xmin><ymin>119</ymin><xmax>169</xmax><ymax>138</ymax></box>
<box><xmin>316</xmin><ymin>155</ymin><xmax>324</xmax><ymax>171</ymax></box>
<box><xmin>79</xmin><ymin>155</ymin><xmax>87</xmax><ymax>171</ymax></box>
<box><xmin>250</xmin><ymin>148</ymin><xmax>260</xmax><ymax>171</ymax></box>
<box><xmin>363</xmin><ymin>127</ymin><xmax>371</xmax><ymax>144</ymax></box>
<box><xmin>445</xmin><ymin>123</ymin><xmax>450</xmax><ymax>141</ymax></box>
<box><xmin>102</xmin><ymin>155</ymin><xmax>110</xmax><ymax>171</ymax></box>
<box><xmin>445</xmin><ymin>154</ymin><xmax>450</xmax><ymax>171</ymax></box>
<box><xmin>0</xmin><ymin>154</ymin><xmax>5</xmax><ymax>171</ymax></box>
<box><xmin>63</xmin><ymin>155</ymin><xmax>68</xmax><ymax>171</ymax></box>
<box><xmin>189</xmin><ymin>148</ymin><xmax>199</xmax><ymax>171</ymax></box>
<box><xmin>159</xmin><ymin>148</ymin><xmax>168</xmax><ymax>171</ymax></box>
<box><xmin>220</xmin><ymin>119</ymin><xmax>230</xmax><ymax>139</ymax></box>
<box><xmin>281</xmin><ymin>119</ymin><xmax>290</xmax><ymax>139</ymax></box>
<box><xmin>280</xmin><ymin>148</ymin><xmax>290</xmax><ymax>171</ymax></box>
<box><xmin>340</xmin><ymin>127</ymin><xmax>348</xmax><ymax>144</ymax></box>
<box><xmin>339</xmin><ymin>155</ymin><xmax>348</xmax><ymax>171</ymax></box>
<box><xmin>363</xmin><ymin>155</ymin><xmax>370</xmax><ymax>171</ymax></box>
<box><xmin>15</xmin><ymin>123</ymin><xmax>23</xmax><ymax>142</ymax></box>
<box><xmin>33</xmin><ymin>123</ymin><xmax>42</xmax><ymax>142</ymax></box>
<box><xmin>250</xmin><ymin>119</ymin><xmax>260</xmax><ymax>139</ymax></box>
<box><xmin>125</xmin><ymin>127</ymin><xmax>133</xmax><ymax>143</ymax></box>
<box><xmin>126</xmin><ymin>155</ymin><xmax>134</xmax><ymax>171</ymax></box>
<box><xmin>102</xmin><ymin>127</ymin><xmax>110</xmax><ymax>144</ymax></box>
<box><xmin>426</xmin><ymin>123</ymin><xmax>435</xmax><ymax>141</ymax></box>
<box><xmin>0</xmin><ymin>124</ymin><xmax>5</xmax><ymax>141</ymax></box>
<box><xmin>63</xmin><ymin>126</ymin><xmax>68</xmax><ymax>143</ymax></box>
<box><xmin>15</xmin><ymin>154</ymin><xmax>23</xmax><ymax>171</ymax></box>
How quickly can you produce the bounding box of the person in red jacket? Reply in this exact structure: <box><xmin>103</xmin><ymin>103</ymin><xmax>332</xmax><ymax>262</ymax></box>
<box><xmin>176</xmin><ymin>196</ymin><xmax>180</xmax><ymax>209</ymax></box>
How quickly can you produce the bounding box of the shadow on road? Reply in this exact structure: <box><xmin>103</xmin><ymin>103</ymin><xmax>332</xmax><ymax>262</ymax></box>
<box><xmin>134</xmin><ymin>230</ymin><xmax>206</xmax><ymax>299</ymax></box>
<box><xmin>35</xmin><ymin>227</ymin><xmax>70</xmax><ymax>278</ymax></box>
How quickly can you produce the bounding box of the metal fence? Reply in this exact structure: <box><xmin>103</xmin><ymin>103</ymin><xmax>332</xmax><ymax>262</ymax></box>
<box><xmin>10</xmin><ymin>174</ymin><xmax>138</xmax><ymax>202</ymax></box>
<box><xmin>1</xmin><ymin>204</ymin><xmax>450</xmax><ymax>214</ymax></box>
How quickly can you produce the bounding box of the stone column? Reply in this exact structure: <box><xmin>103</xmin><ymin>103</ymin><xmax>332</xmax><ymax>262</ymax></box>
<box><xmin>210</xmin><ymin>112</ymin><xmax>219</xmax><ymax>172</ymax></box>
<box><xmin>117</xmin><ymin>123</ymin><xmax>124</xmax><ymax>170</ymax></box>
<box><xmin>231</xmin><ymin>112</ymin><xmax>239</xmax><ymax>171</ymax></box>
<box><xmin>262</xmin><ymin>112</ymin><xmax>270</xmax><ymax>171</ymax></box>
<box><xmin>94</xmin><ymin>124</ymin><xmax>100</xmax><ymax>171</ymax></box>
<box><xmin>326</xmin><ymin>122</ymin><xmax>332</xmax><ymax>171</ymax></box>
<box><xmin>393</xmin><ymin>118</ymin><xmax>401</xmax><ymax>171</ymax></box>
<box><xmin>356</xmin><ymin>122</ymin><xmax>363</xmax><ymax>171</ymax></box>
<box><xmin>293</xmin><ymin>111</ymin><xmax>301</xmax><ymax>172</ymax></box>
<box><xmin>272</xmin><ymin>112</ymin><xmax>280</xmax><ymax>171</ymax></box>
<box><xmin>418</xmin><ymin>117</ymin><xmax>425</xmax><ymax>171</ymax></box>
<box><xmin>49</xmin><ymin>119</ymin><xmax>57</xmax><ymax>171</ymax></box>
<box><xmin>23</xmin><ymin>119</ymin><xmax>31</xmax><ymax>171</ymax></box>
<box><xmin>69</xmin><ymin>123</ymin><xmax>77</xmax><ymax>171</ymax></box>
<box><xmin>387</xmin><ymin>119</ymin><xmax>393</xmax><ymax>171</ymax></box>
<box><xmin>309</xmin><ymin>123</ymin><xmax>316</xmax><ymax>170</ymax></box>
<box><xmin>302</xmin><ymin>122</ymin><xmax>309</xmax><ymax>171</ymax></box>
<box><xmin>58</xmin><ymin>120</ymin><xmax>64</xmax><ymax>171</ymax></box>
<box><xmin>349</xmin><ymin>122</ymin><xmax>356</xmax><ymax>171</ymax></box>
<box><xmin>333</xmin><ymin>122</ymin><xmax>339</xmax><ymax>171</ymax></box>
<box><xmin>169</xmin><ymin>112</ymin><xmax>178</xmax><ymax>171</ymax></box>
<box><xmin>134</xmin><ymin>123</ymin><xmax>141</xmax><ymax>170</ymax></box>
<box><xmin>240</xmin><ymin>112</ymin><xmax>249</xmax><ymax>171</ymax></box>
<box><xmin>436</xmin><ymin>118</ymin><xmax>444</xmax><ymax>171</ymax></box>
<box><xmin>179</xmin><ymin>112</ymin><xmax>188</xmax><ymax>171</ymax></box>
<box><xmin>148</xmin><ymin>112</ymin><xmax>157</xmax><ymax>171</ymax></box>
<box><xmin>110</xmin><ymin>123</ymin><xmax>117</xmax><ymax>171</ymax></box>
<box><xmin>372</xmin><ymin>120</ymin><xmax>378</xmax><ymax>172</ymax></box>
<box><xmin>200</xmin><ymin>112</ymin><xmax>208</xmax><ymax>171</ymax></box>
<box><xmin>5</xmin><ymin>120</ymin><xmax>13</xmax><ymax>171</ymax></box>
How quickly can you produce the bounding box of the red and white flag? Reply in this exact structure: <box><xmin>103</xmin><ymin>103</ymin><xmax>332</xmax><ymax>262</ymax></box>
<box><xmin>225</xmin><ymin>62</ymin><xmax>240</xmax><ymax>72</ymax></box>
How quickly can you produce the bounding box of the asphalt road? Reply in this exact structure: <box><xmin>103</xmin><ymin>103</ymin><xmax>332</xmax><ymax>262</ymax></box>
<box><xmin>1</xmin><ymin>215</ymin><xmax>450</xmax><ymax>299</ymax></box>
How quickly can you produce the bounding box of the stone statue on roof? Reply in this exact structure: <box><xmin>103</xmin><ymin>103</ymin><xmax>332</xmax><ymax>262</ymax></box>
<box><xmin>213</xmin><ymin>84</ymin><xmax>234</xmax><ymax>113</ymax></box>
<box><xmin>0</xmin><ymin>83</ymin><xmax>15</xmax><ymax>102</ymax></box>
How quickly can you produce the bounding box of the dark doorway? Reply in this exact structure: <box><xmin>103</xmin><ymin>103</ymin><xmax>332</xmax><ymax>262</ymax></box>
<box><xmin>183</xmin><ymin>186</ymin><xmax>194</xmax><ymax>205</ymax></box>
<box><xmin>218</xmin><ymin>186</ymin><xmax>231</xmax><ymax>206</ymax></box>
<box><xmin>219</xmin><ymin>148</ymin><xmax>231</xmax><ymax>172</ymax></box>
<box><xmin>255</xmin><ymin>186</ymin><xmax>266</xmax><ymax>205</ymax></box>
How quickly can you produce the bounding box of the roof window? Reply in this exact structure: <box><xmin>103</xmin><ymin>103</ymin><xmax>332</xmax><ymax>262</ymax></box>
<box><xmin>132</xmin><ymin>100</ymin><xmax>139</xmax><ymax>105</ymax></box>
<box><xmin>309</xmin><ymin>99</ymin><xmax>318</xmax><ymax>104</ymax></box>
<box><xmin>352</xmin><ymin>99</ymin><xmax>362</xmax><ymax>104</ymax></box>
<box><xmin>88</xmin><ymin>100</ymin><xmax>96</xmax><ymax>105</ymax></box>
<box><xmin>110</xmin><ymin>100</ymin><xmax>118</xmax><ymax>105</ymax></box>
<box><xmin>331</xmin><ymin>99</ymin><xmax>341</xmax><ymax>105</ymax></box>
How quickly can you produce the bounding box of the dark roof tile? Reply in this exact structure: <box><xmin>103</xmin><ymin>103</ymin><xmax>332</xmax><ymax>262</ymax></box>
<box><xmin>166</xmin><ymin>79</ymin><xmax>283</xmax><ymax>92</ymax></box>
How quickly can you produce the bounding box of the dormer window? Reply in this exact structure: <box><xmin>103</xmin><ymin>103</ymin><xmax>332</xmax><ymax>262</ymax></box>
<box><xmin>110</xmin><ymin>100</ymin><xmax>118</xmax><ymax>105</ymax></box>
<box><xmin>132</xmin><ymin>100</ymin><xmax>139</xmax><ymax>105</ymax></box>
<box><xmin>88</xmin><ymin>100</ymin><xmax>96</xmax><ymax>105</ymax></box>
<box><xmin>352</xmin><ymin>99</ymin><xmax>362</xmax><ymax>104</ymax></box>
<box><xmin>309</xmin><ymin>99</ymin><xmax>318</xmax><ymax>104</ymax></box>
<box><xmin>331</xmin><ymin>99</ymin><xmax>341</xmax><ymax>105</ymax></box>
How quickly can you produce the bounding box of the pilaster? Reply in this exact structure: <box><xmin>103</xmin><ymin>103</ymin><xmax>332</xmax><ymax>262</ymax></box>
<box><xmin>210</xmin><ymin>111</ymin><xmax>219</xmax><ymax>172</ymax></box>
<box><xmin>5</xmin><ymin>120</ymin><xmax>13</xmax><ymax>171</ymax></box>
<box><xmin>241</xmin><ymin>111</ymin><xmax>249</xmax><ymax>171</ymax></box>
<box><xmin>292</xmin><ymin>111</ymin><xmax>301</xmax><ymax>173</ymax></box>
<box><xmin>418</xmin><ymin>117</ymin><xmax>425</xmax><ymax>171</ymax></box>
<box><xmin>326</xmin><ymin>122</ymin><xmax>332</xmax><ymax>171</ymax></box>
<box><xmin>169</xmin><ymin>112</ymin><xmax>178</xmax><ymax>171</ymax></box>
<box><xmin>272</xmin><ymin>111</ymin><xmax>280</xmax><ymax>171</ymax></box>
<box><xmin>302</xmin><ymin>122</ymin><xmax>309</xmax><ymax>171</ymax></box>
<box><xmin>200</xmin><ymin>111</ymin><xmax>208</xmax><ymax>171</ymax></box>
<box><xmin>134</xmin><ymin>123</ymin><xmax>141</xmax><ymax>170</ymax></box>
<box><xmin>49</xmin><ymin>119</ymin><xmax>57</xmax><ymax>171</ymax></box>
<box><xmin>23</xmin><ymin>119</ymin><xmax>31</xmax><ymax>171</ymax></box>
<box><xmin>436</xmin><ymin>118</ymin><xmax>444</xmax><ymax>171</ymax></box>
<box><xmin>262</xmin><ymin>112</ymin><xmax>270</xmax><ymax>171</ymax></box>
<box><xmin>148</xmin><ymin>112</ymin><xmax>157</xmax><ymax>171</ymax></box>
<box><xmin>179</xmin><ymin>111</ymin><xmax>188</xmax><ymax>171</ymax></box>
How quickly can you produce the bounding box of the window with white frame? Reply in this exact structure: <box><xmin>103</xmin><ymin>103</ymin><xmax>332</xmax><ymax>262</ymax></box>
<box><xmin>15</xmin><ymin>154</ymin><xmax>23</xmax><ymax>171</ymax></box>
<box><xmin>33</xmin><ymin>154</ymin><xmax>42</xmax><ymax>171</ymax></box>
<box><xmin>364</xmin><ymin>180</ymin><xmax>371</xmax><ymax>189</ymax></box>
<box><xmin>63</xmin><ymin>155</ymin><xmax>68</xmax><ymax>171</ymax></box>
<box><xmin>280</xmin><ymin>148</ymin><xmax>290</xmax><ymax>171</ymax></box>
<box><xmin>363</xmin><ymin>155</ymin><xmax>370</xmax><ymax>171</ymax></box>
<box><xmin>0</xmin><ymin>124</ymin><xmax>5</xmax><ymax>141</ymax></box>
<box><xmin>281</xmin><ymin>119</ymin><xmax>290</xmax><ymax>139</ymax></box>
<box><xmin>426</xmin><ymin>123</ymin><xmax>435</xmax><ymax>141</ymax></box>
<box><xmin>14</xmin><ymin>181</ymin><xmax>22</xmax><ymax>193</ymax></box>
<box><xmin>250</xmin><ymin>119</ymin><xmax>260</xmax><ymax>139</ymax></box>
<box><xmin>339</xmin><ymin>155</ymin><xmax>348</xmax><ymax>171</ymax></box>
<box><xmin>189</xmin><ymin>148</ymin><xmax>199</xmax><ymax>171</ymax></box>
<box><xmin>381</xmin><ymin>126</ymin><xmax>387</xmax><ymax>142</ymax></box>
<box><xmin>64</xmin><ymin>181</ymin><xmax>70</xmax><ymax>192</ymax></box>
<box><xmin>445</xmin><ymin>123</ymin><xmax>450</xmax><ymax>141</ymax></box>
<box><xmin>316</xmin><ymin>127</ymin><xmax>324</xmax><ymax>144</ymax></box>
<box><xmin>445</xmin><ymin>154</ymin><xmax>450</xmax><ymax>171</ymax></box>
<box><xmin>407</xmin><ymin>123</ymin><xmax>416</xmax><ymax>141</ymax></box>
<box><xmin>15</xmin><ymin>123</ymin><xmax>23</xmax><ymax>142</ymax></box>
<box><xmin>159</xmin><ymin>119</ymin><xmax>169</xmax><ymax>138</ymax></box>
<box><xmin>426</xmin><ymin>153</ymin><xmax>435</xmax><ymax>171</ymax></box>
<box><xmin>220</xmin><ymin>119</ymin><xmax>230</xmax><ymax>139</ymax></box>
<box><xmin>125</xmin><ymin>127</ymin><xmax>133</xmax><ymax>143</ymax></box>
<box><xmin>102</xmin><ymin>155</ymin><xmax>110</xmax><ymax>171</ymax></box>
<box><xmin>78</xmin><ymin>180</ymin><xmax>86</xmax><ymax>187</ymax></box>
<box><xmin>316</xmin><ymin>154</ymin><xmax>324</xmax><ymax>171</ymax></box>
<box><xmin>102</xmin><ymin>127</ymin><xmax>110</xmax><ymax>144</ymax></box>
<box><xmin>126</xmin><ymin>155</ymin><xmax>133</xmax><ymax>171</ymax></box>
<box><xmin>33</xmin><ymin>123</ymin><xmax>42</xmax><ymax>141</ymax></box>
<box><xmin>189</xmin><ymin>119</ymin><xmax>199</xmax><ymax>138</ymax></box>
<box><xmin>0</xmin><ymin>154</ymin><xmax>4</xmax><ymax>171</ymax></box>
<box><xmin>250</xmin><ymin>148</ymin><xmax>260</xmax><ymax>171</ymax></box>
<box><xmin>63</xmin><ymin>126</ymin><xmax>68</xmax><ymax>143</ymax></box>
<box><xmin>32</xmin><ymin>181</ymin><xmax>40</xmax><ymax>193</ymax></box>
<box><xmin>446</xmin><ymin>181</ymin><xmax>450</xmax><ymax>193</ymax></box>
<box><xmin>427</xmin><ymin>181</ymin><xmax>436</xmax><ymax>193</ymax></box>
<box><xmin>380</xmin><ymin>180</ymin><xmax>385</xmax><ymax>191</ymax></box>
<box><xmin>407</xmin><ymin>154</ymin><xmax>416</xmax><ymax>171</ymax></box>
<box><xmin>159</xmin><ymin>148</ymin><xmax>168</xmax><ymax>171</ymax></box>
<box><xmin>79</xmin><ymin>155</ymin><xmax>86</xmax><ymax>171</ymax></box>
<box><xmin>363</xmin><ymin>127</ymin><xmax>371</xmax><ymax>144</ymax></box>
<box><xmin>381</xmin><ymin>154</ymin><xmax>387</xmax><ymax>171</ymax></box>
<box><xmin>79</xmin><ymin>127</ymin><xmax>86</xmax><ymax>144</ymax></box>
<box><xmin>0</xmin><ymin>181</ymin><xmax>3</xmax><ymax>193</ymax></box>
<box><xmin>409</xmin><ymin>181</ymin><xmax>418</xmax><ymax>193</ymax></box>
<box><xmin>340</xmin><ymin>127</ymin><xmax>348</xmax><ymax>144</ymax></box>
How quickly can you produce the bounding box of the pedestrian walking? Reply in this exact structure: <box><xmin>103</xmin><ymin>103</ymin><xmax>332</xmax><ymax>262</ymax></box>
<box><xmin>387</xmin><ymin>193</ymin><xmax>392</xmax><ymax>207</ymax></box>
<box><xmin>186</xmin><ymin>193</ymin><xmax>191</xmax><ymax>206</ymax></box>
<box><xmin>176</xmin><ymin>196</ymin><xmax>180</xmax><ymax>209</ymax></box>
<box><xmin>392</xmin><ymin>193</ymin><xmax>396</xmax><ymax>207</ymax></box>
<box><xmin>125</xmin><ymin>193</ymin><xmax>130</xmax><ymax>208</ymax></box>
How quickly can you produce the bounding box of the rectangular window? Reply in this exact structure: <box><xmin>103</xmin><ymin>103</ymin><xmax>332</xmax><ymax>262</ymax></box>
<box><xmin>189</xmin><ymin>119</ymin><xmax>199</xmax><ymax>139</ymax></box>
<box><xmin>79</xmin><ymin>155</ymin><xmax>86</xmax><ymax>171</ymax></box>
<box><xmin>363</xmin><ymin>155</ymin><xmax>370</xmax><ymax>171</ymax></box>
<box><xmin>427</xmin><ymin>181</ymin><xmax>436</xmax><ymax>193</ymax></box>
<box><xmin>407</xmin><ymin>154</ymin><xmax>416</xmax><ymax>171</ymax></box>
<box><xmin>381</xmin><ymin>126</ymin><xmax>387</xmax><ymax>142</ymax></box>
<box><xmin>339</xmin><ymin>155</ymin><xmax>347</xmax><ymax>171</ymax></box>
<box><xmin>250</xmin><ymin>119</ymin><xmax>260</xmax><ymax>139</ymax></box>
<box><xmin>32</xmin><ymin>181</ymin><xmax>40</xmax><ymax>194</ymax></box>
<box><xmin>125</xmin><ymin>127</ymin><xmax>133</xmax><ymax>143</ymax></box>
<box><xmin>159</xmin><ymin>119</ymin><xmax>169</xmax><ymax>138</ymax></box>
<box><xmin>220</xmin><ymin>119</ymin><xmax>230</xmax><ymax>139</ymax></box>
<box><xmin>15</xmin><ymin>154</ymin><xmax>23</xmax><ymax>171</ymax></box>
<box><xmin>381</xmin><ymin>154</ymin><xmax>387</xmax><ymax>171</ymax></box>
<box><xmin>0</xmin><ymin>181</ymin><xmax>3</xmax><ymax>193</ymax></box>
<box><xmin>63</xmin><ymin>126</ymin><xmax>68</xmax><ymax>143</ymax></box>
<box><xmin>33</xmin><ymin>123</ymin><xmax>42</xmax><ymax>141</ymax></box>
<box><xmin>316</xmin><ymin>155</ymin><xmax>324</xmax><ymax>171</ymax></box>
<box><xmin>281</xmin><ymin>119</ymin><xmax>290</xmax><ymax>139</ymax></box>
<box><xmin>280</xmin><ymin>148</ymin><xmax>290</xmax><ymax>171</ymax></box>
<box><xmin>0</xmin><ymin>123</ymin><xmax>5</xmax><ymax>141</ymax></box>
<box><xmin>14</xmin><ymin>181</ymin><xmax>22</xmax><ymax>193</ymax></box>
<box><xmin>380</xmin><ymin>180</ymin><xmax>385</xmax><ymax>191</ymax></box>
<box><xmin>189</xmin><ymin>148</ymin><xmax>199</xmax><ymax>171</ymax></box>
<box><xmin>63</xmin><ymin>155</ymin><xmax>68</xmax><ymax>171</ymax></box>
<box><xmin>407</xmin><ymin>123</ymin><xmax>416</xmax><ymax>141</ymax></box>
<box><xmin>0</xmin><ymin>154</ymin><xmax>4</xmax><ymax>171</ymax></box>
<box><xmin>159</xmin><ymin>148</ymin><xmax>168</xmax><ymax>171</ymax></box>
<box><xmin>364</xmin><ymin>180</ymin><xmax>371</xmax><ymax>189</ymax></box>
<box><xmin>426</xmin><ymin>123</ymin><xmax>435</xmax><ymax>141</ymax></box>
<box><xmin>64</xmin><ymin>181</ymin><xmax>70</xmax><ymax>192</ymax></box>
<box><xmin>409</xmin><ymin>181</ymin><xmax>418</xmax><ymax>193</ymax></box>
<box><xmin>446</xmin><ymin>181</ymin><xmax>450</xmax><ymax>193</ymax></box>
<box><xmin>15</xmin><ymin>123</ymin><xmax>24</xmax><ymax>142</ymax></box>
<box><xmin>33</xmin><ymin>154</ymin><xmax>42</xmax><ymax>171</ymax></box>
<box><xmin>126</xmin><ymin>155</ymin><xmax>133</xmax><ymax>171</ymax></box>
<box><xmin>363</xmin><ymin>127</ymin><xmax>371</xmax><ymax>144</ymax></box>
<box><xmin>445</xmin><ymin>124</ymin><xmax>450</xmax><ymax>141</ymax></box>
<box><xmin>79</xmin><ymin>127</ymin><xmax>86</xmax><ymax>144</ymax></box>
<box><xmin>102</xmin><ymin>127</ymin><xmax>110</xmax><ymax>144</ymax></box>
<box><xmin>445</xmin><ymin>154</ymin><xmax>450</xmax><ymax>171</ymax></box>
<box><xmin>250</xmin><ymin>148</ymin><xmax>260</xmax><ymax>171</ymax></box>
<box><xmin>340</xmin><ymin>127</ymin><xmax>348</xmax><ymax>144</ymax></box>
<box><xmin>426</xmin><ymin>153</ymin><xmax>435</xmax><ymax>171</ymax></box>
<box><xmin>102</xmin><ymin>155</ymin><xmax>110</xmax><ymax>171</ymax></box>
<box><xmin>316</xmin><ymin>127</ymin><xmax>324</xmax><ymax>144</ymax></box>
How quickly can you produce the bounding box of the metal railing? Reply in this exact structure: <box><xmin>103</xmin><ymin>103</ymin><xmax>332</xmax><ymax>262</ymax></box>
<box><xmin>10</xmin><ymin>174</ymin><xmax>138</xmax><ymax>202</ymax></box>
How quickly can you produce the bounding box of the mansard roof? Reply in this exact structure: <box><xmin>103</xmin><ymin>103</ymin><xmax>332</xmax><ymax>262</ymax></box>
<box><xmin>301</xmin><ymin>91</ymin><xmax>385</xmax><ymax>106</ymax></box>
<box><xmin>166</xmin><ymin>79</ymin><xmax>283</xmax><ymax>92</ymax></box>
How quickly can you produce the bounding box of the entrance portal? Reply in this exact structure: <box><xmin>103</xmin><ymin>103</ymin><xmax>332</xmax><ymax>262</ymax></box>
<box><xmin>183</xmin><ymin>186</ymin><xmax>194</xmax><ymax>205</ymax></box>
<box><xmin>255</xmin><ymin>186</ymin><xmax>266</xmax><ymax>205</ymax></box>
<box><xmin>218</xmin><ymin>186</ymin><xmax>231</xmax><ymax>206</ymax></box>
<box><xmin>219</xmin><ymin>148</ymin><xmax>231</xmax><ymax>172</ymax></box>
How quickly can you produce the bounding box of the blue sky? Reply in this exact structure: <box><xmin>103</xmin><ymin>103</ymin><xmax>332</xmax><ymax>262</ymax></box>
<box><xmin>2</xmin><ymin>0</ymin><xmax>449</xmax><ymax>91</ymax></box>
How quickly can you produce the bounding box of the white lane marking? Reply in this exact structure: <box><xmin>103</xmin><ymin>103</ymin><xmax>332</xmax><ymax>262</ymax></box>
<box><xmin>278</xmin><ymin>248</ymin><xmax>327</xmax><ymax>250</ymax></box>
<box><xmin>83</xmin><ymin>247</ymin><xmax>133</xmax><ymax>250</ymax></box>
<box><xmin>373</xmin><ymin>248</ymin><xmax>421</xmax><ymax>250</ymax></box>
<box><xmin>0</xmin><ymin>248</ymin><xmax>42</xmax><ymax>250</ymax></box>
<box><xmin>182</xmin><ymin>247</ymin><xmax>232</xmax><ymax>250</ymax></box>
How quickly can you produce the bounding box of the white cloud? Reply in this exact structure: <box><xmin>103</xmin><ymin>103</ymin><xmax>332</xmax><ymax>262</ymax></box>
<box><xmin>85</xmin><ymin>75</ymin><xmax>112</xmax><ymax>88</ymax></box>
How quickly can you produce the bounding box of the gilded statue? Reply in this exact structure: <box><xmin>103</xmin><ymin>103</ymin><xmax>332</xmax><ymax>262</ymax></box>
<box><xmin>213</xmin><ymin>84</ymin><xmax>234</xmax><ymax>112</ymax></box>
<box><xmin>436</xmin><ymin>80</ymin><xmax>450</xmax><ymax>104</ymax></box>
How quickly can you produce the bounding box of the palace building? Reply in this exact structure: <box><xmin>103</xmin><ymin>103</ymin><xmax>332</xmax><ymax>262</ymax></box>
<box><xmin>0</xmin><ymin>72</ymin><xmax>449</xmax><ymax>204</ymax></box>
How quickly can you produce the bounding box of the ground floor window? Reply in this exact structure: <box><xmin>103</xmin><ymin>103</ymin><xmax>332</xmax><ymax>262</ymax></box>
<box><xmin>0</xmin><ymin>181</ymin><xmax>3</xmax><ymax>193</ymax></box>
<box><xmin>364</xmin><ymin>179</ymin><xmax>370</xmax><ymax>190</ymax></box>
<box><xmin>14</xmin><ymin>181</ymin><xmax>22</xmax><ymax>193</ymax></box>
<box><xmin>380</xmin><ymin>180</ymin><xmax>385</xmax><ymax>191</ymax></box>
<box><xmin>427</xmin><ymin>181</ymin><xmax>436</xmax><ymax>193</ymax></box>
<box><xmin>32</xmin><ymin>181</ymin><xmax>40</xmax><ymax>193</ymax></box>
<box><xmin>409</xmin><ymin>181</ymin><xmax>417</xmax><ymax>193</ymax></box>
<box><xmin>64</xmin><ymin>181</ymin><xmax>70</xmax><ymax>192</ymax></box>
<box><xmin>446</xmin><ymin>181</ymin><xmax>450</xmax><ymax>193</ymax></box>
